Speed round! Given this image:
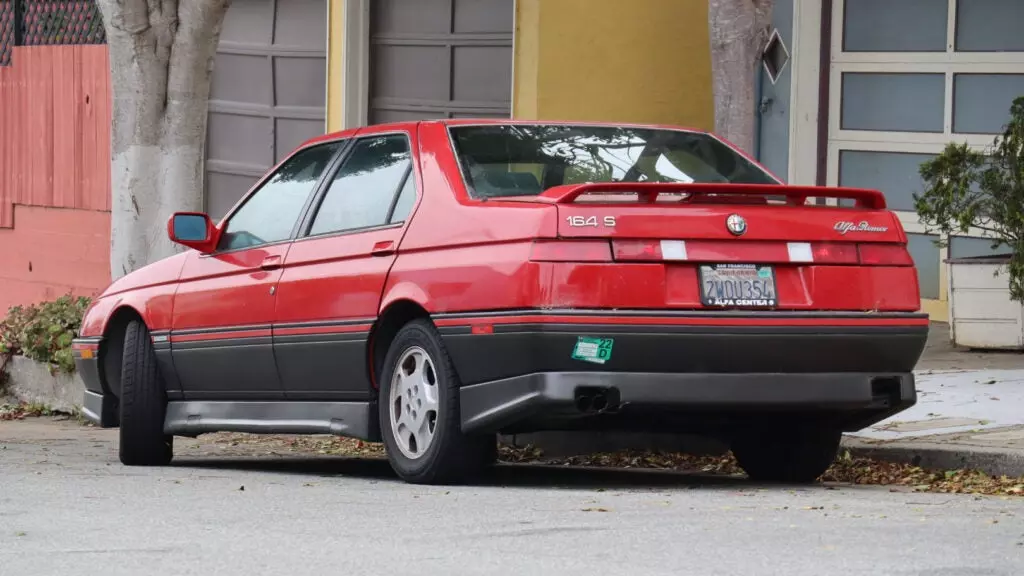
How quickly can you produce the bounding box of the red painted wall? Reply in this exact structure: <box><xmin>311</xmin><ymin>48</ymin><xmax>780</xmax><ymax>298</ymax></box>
<box><xmin>0</xmin><ymin>45</ymin><xmax>112</xmax><ymax>312</ymax></box>
<box><xmin>0</xmin><ymin>205</ymin><xmax>110</xmax><ymax>312</ymax></box>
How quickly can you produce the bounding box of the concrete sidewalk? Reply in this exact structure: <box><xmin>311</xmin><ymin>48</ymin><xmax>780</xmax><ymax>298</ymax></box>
<box><xmin>842</xmin><ymin>323</ymin><xmax>1024</xmax><ymax>476</ymax></box>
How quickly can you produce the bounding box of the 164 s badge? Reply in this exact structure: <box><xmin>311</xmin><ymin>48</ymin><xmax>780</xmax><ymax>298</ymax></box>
<box><xmin>571</xmin><ymin>337</ymin><xmax>614</xmax><ymax>365</ymax></box>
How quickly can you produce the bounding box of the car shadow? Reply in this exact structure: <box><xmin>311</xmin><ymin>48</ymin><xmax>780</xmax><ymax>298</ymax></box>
<box><xmin>171</xmin><ymin>455</ymin><xmax>830</xmax><ymax>491</ymax></box>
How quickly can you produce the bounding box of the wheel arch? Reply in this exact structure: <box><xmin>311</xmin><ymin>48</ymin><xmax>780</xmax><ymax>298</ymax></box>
<box><xmin>99</xmin><ymin>305</ymin><xmax>146</xmax><ymax>400</ymax></box>
<box><xmin>368</xmin><ymin>299</ymin><xmax>432</xmax><ymax>389</ymax></box>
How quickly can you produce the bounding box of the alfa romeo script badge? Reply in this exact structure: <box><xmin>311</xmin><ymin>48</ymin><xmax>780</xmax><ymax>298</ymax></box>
<box><xmin>726</xmin><ymin>214</ymin><xmax>747</xmax><ymax>236</ymax></box>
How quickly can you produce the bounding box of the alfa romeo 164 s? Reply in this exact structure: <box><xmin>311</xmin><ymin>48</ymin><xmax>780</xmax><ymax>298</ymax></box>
<box><xmin>73</xmin><ymin>120</ymin><xmax>927</xmax><ymax>484</ymax></box>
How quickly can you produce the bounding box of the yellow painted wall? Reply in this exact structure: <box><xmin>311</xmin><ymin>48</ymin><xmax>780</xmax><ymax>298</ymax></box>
<box><xmin>326</xmin><ymin>0</ymin><xmax>345</xmax><ymax>133</ymax></box>
<box><xmin>513</xmin><ymin>0</ymin><xmax>714</xmax><ymax>129</ymax></box>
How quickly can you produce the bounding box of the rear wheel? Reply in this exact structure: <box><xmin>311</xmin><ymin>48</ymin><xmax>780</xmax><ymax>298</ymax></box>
<box><xmin>118</xmin><ymin>320</ymin><xmax>173</xmax><ymax>466</ymax></box>
<box><xmin>378</xmin><ymin>319</ymin><xmax>494</xmax><ymax>484</ymax></box>
<box><xmin>731</xmin><ymin>423</ymin><xmax>841</xmax><ymax>483</ymax></box>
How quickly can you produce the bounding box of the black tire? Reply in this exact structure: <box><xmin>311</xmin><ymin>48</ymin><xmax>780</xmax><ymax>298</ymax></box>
<box><xmin>378</xmin><ymin>319</ymin><xmax>493</xmax><ymax>485</ymax></box>
<box><xmin>118</xmin><ymin>320</ymin><xmax>173</xmax><ymax>466</ymax></box>
<box><xmin>731</xmin><ymin>423</ymin><xmax>841</xmax><ymax>483</ymax></box>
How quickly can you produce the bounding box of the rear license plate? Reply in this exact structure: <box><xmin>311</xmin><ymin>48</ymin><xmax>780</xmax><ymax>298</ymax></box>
<box><xmin>699</xmin><ymin>264</ymin><xmax>778</xmax><ymax>308</ymax></box>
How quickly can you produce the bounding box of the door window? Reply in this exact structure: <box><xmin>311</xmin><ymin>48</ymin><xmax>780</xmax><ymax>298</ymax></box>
<box><xmin>308</xmin><ymin>135</ymin><xmax>412</xmax><ymax>236</ymax></box>
<box><xmin>218</xmin><ymin>142</ymin><xmax>342</xmax><ymax>251</ymax></box>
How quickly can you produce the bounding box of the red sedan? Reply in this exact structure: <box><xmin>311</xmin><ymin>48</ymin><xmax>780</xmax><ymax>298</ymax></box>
<box><xmin>73</xmin><ymin>120</ymin><xmax>928</xmax><ymax>485</ymax></box>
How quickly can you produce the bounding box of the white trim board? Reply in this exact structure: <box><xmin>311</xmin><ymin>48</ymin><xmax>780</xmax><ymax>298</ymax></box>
<box><xmin>786</xmin><ymin>0</ymin><xmax>823</xmax><ymax>187</ymax></box>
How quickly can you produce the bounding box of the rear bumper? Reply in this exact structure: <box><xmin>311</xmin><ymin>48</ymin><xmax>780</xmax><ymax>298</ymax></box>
<box><xmin>436</xmin><ymin>310</ymin><xmax>928</xmax><ymax>434</ymax></box>
<box><xmin>460</xmin><ymin>371</ymin><xmax>916</xmax><ymax>433</ymax></box>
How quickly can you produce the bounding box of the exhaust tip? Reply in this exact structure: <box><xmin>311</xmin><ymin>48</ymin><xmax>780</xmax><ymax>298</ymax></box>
<box><xmin>576</xmin><ymin>395</ymin><xmax>592</xmax><ymax>412</ymax></box>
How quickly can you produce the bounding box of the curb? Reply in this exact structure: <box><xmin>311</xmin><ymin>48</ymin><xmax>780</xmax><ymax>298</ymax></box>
<box><xmin>842</xmin><ymin>437</ymin><xmax>1024</xmax><ymax>478</ymax></box>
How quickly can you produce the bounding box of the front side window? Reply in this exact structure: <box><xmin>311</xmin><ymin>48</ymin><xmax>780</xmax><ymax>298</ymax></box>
<box><xmin>308</xmin><ymin>134</ymin><xmax>412</xmax><ymax>236</ymax></box>
<box><xmin>448</xmin><ymin>124</ymin><xmax>779</xmax><ymax>199</ymax></box>
<box><xmin>218</xmin><ymin>142</ymin><xmax>341</xmax><ymax>251</ymax></box>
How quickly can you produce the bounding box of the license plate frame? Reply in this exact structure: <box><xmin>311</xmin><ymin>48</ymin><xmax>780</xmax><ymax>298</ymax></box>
<box><xmin>698</xmin><ymin>263</ymin><xmax>778</xmax><ymax>308</ymax></box>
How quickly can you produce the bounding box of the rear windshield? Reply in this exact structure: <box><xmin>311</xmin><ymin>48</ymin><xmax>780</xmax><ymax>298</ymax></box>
<box><xmin>448</xmin><ymin>124</ymin><xmax>779</xmax><ymax>199</ymax></box>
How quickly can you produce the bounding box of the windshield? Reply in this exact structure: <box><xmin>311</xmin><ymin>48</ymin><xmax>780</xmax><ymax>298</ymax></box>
<box><xmin>448</xmin><ymin>124</ymin><xmax>779</xmax><ymax>199</ymax></box>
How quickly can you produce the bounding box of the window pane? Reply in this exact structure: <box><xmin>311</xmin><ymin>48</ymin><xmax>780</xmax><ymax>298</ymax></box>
<box><xmin>841</xmin><ymin>73</ymin><xmax>945</xmax><ymax>133</ymax></box>
<box><xmin>218</xmin><ymin>142</ymin><xmax>340</xmax><ymax>251</ymax></box>
<box><xmin>949</xmin><ymin>236</ymin><xmax>1011</xmax><ymax>259</ymax></box>
<box><xmin>309</xmin><ymin>135</ymin><xmax>411</xmax><ymax>236</ymax></box>
<box><xmin>956</xmin><ymin>0</ymin><xmax>1024</xmax><ymax>52</ymax></box>
<box><xmin>844</xmin><ymin>0</ymin><xmax>947</xmax><ymax>52</ymax></box>
<box><xmin>389</xmin><ymin>174</ymin><xmax>417</xmax><ymax>224</ymax></box>
<box><xmin>449</xmin><ymin>125</ymin><xmax>777</xmax><ymax>199</ymax></box>
<box><xmin>953</xmin><ymin>74</ymin><xmax>1024</xmax><ymax>134</ymax></box>
<box><xmin>907</xmin><ymin>233</ymin><xmax>941</xmax><ymax>299</ymax></box>
<box><xmin>838</xmin><ymin>150</ymin><xmax>935</xmax><ymax>211</ymax></box>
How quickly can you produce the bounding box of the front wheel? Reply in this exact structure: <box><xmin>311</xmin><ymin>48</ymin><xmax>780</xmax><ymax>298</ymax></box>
<box><xmin>731</xmin><ymin>423</ymin><xmax>841</xmax><ymax>483</ymax></box>
<box><xmin>118</xmin><ymin>320</ymin><xmax>173</xmax><ymax>466</ymax></box>
<box><xmin>378</xmin><ymin>319</ymin><xmax>494</xmax><ymax>485</ymax></box>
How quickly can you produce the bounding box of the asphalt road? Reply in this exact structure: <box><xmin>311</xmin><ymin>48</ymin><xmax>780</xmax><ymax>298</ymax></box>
<box><xmin>2</xmin><ymin>420</ymin><xmax>1023</xmax><ymax>576</ymax></box>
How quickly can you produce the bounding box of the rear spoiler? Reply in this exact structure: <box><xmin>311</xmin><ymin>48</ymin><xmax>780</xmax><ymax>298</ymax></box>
<box><xmin>530</xmin><ymin>182</ymin><xmax>887</xmax><ymax>210</ymax></box>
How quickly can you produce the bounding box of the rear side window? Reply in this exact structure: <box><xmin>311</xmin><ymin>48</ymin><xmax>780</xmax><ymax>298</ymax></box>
<box><xmin>218</xmin><ymin>142</ymin><xmax>341</xmax><ymax>251</ymax></box>
<box><xmin>388</xmin><ymin>173</ymin><xmax>417</xmax><ymax>224</ymax></box>
<box><xmin>448</xmin><ymin>124</ymin><xmax>779</xmax><ymax>199</ymax></box>
<box><xmin>308</xmin><ymin>134</ymin><xmax>412</xmax><ymax>236</ymax></box>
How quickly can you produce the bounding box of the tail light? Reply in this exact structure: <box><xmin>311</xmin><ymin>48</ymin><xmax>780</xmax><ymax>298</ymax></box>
<box><xmin>610</xmin><ymin>239</ymin><xmax>913</xmax><ymax>266</ymax></box>
<box><xmin>858</xmin><ymin>243</ymin><xmax>914</xmax><ymax>266</ymax></box>
<box><xmin>530</xmin><ymin>240</ymin><xmax>612</xmax><ymax>262</ymax></box>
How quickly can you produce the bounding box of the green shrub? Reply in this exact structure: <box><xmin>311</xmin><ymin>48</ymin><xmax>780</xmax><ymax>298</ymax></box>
<box><xmin>0</xmin><ymin>295</ymin><xmax>92</xmax><ymax>374</ymax></box>
<box><xmin>914</xmin><ymin>95</ymin><xmax>1024</xmax><ymax>301</ymax></box>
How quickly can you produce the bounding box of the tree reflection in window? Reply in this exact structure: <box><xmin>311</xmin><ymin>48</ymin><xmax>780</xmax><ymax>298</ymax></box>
<box><xmin>449</xmin><ymin>125</ymin><xmax>779</xmax><ymax>199</ymax></box>
<box><xmin>218</xmin><ymin>142</ymin><xmax>342</xmax><ymax>252</ymax></box>
<box><xmin>308</xmin><ymin>134</ymin><xmax>412</xmax><ymax>236</ymax></box>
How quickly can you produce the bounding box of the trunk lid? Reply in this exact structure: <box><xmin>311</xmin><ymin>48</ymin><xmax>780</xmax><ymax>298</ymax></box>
<box><xmin>515</xmin><ymin>182</ymin><xmax>920</xmax><ymax>312</ymax></box>
<box><xmin>538</xmin><ymin>182</ymin><xmax>904</xmax><ymax>244</ymax></box>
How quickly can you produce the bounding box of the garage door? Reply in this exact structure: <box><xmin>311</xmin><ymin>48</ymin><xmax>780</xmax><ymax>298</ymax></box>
<box><xmin>205</xmin><ymin>0</ymin><xmax>327</xmax><ymax>218</ymax></box>
<box><xmin>369</xmin><ymin>0</ymin><xmax>513</xmax><ymax>124</ymax></box>
<box><xmin>825</xmin><ymin>0</ymin><xmax>1024</xmax><ymax>312</ymax></box>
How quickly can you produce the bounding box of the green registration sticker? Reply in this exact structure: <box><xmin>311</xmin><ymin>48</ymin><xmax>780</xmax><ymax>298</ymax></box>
<box><xmin>571</xmin><ymin>336</ymin><xmax>614</xmax><ymax>365</ymax></box>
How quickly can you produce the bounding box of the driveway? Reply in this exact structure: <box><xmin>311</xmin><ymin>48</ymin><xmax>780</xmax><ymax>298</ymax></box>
<box><xmin>2</xmin><ymin>419</ymin><xmax>1023</xmax><ymax>576</ymax></box>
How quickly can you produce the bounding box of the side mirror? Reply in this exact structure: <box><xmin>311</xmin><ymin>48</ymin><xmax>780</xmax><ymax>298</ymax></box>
<box><xmin>167</xmin><ymin>212</ymin><xmax>218</xmax><ymax>253</ymax></box>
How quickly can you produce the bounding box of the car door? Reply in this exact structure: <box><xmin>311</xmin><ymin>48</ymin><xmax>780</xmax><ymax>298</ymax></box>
<box><xmin>273</xmin><ymin>129</ymin><xmax>419</xmax><ymax>400</ymax></box>
<box><xmin>171</xmin><ymin>140</ymin><xmax>345</xmax><ymax>400</ymax></box>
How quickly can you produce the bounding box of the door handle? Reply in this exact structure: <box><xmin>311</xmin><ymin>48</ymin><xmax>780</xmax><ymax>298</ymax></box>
<box><xmin>260</xmin><ymin>255</ymin><xmax>282</xmax><ymax>270</ymax></box>
<box><xmin>371</xmin><ymin>241</ymin><xmax>396</xmax><ymax>257</ymax></box>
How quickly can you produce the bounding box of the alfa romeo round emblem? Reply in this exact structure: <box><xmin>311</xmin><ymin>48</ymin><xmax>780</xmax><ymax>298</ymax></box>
<box><xmin>726</xmin><ymin>214</ymin><xmax>747</xmax><ymax>236</ymax></box>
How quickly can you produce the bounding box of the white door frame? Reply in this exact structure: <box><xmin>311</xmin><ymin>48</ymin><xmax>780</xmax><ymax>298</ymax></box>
<box><xmin>787</xmin><ymin>0</ymin><xmax>823</xmax><ymax>186</ymax></box>
<box><xmin>340</xmin><ymin>0</ymin><xmax>370</xmax><ymax>129</ymax></box>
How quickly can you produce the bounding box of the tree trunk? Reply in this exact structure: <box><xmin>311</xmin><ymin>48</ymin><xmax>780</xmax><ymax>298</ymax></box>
<box><xmin>707</xmin><ymin>0</ymin><xmax>775</xmax><ymax>155</ymax></box>
<box><xmin>97</xmin><ymin>0</ymin><xmax>232</xmax><ymax>279</ymax></box>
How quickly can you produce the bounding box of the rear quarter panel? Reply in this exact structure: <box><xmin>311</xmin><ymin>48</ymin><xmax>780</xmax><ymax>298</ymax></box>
<box><xmin>380</xmin><ymin>122</ymin><xmax>558</xmax><ymax>314</ymax></box>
